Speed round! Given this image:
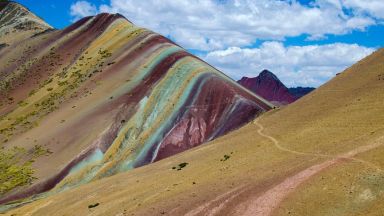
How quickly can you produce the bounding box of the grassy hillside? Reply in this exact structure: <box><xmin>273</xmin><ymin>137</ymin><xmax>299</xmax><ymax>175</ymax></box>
<box><xmin>5</xmin><ymin>47</ymin><xmax>383</xmax><ymax>216</ymax></box>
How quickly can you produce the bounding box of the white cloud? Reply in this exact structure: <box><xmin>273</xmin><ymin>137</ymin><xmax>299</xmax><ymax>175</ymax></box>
<box><xmin>344</xmin><ymin>0</ymin><xmax>384</xmax><ymax>19</ymax></box>
<box><xmin>202</xmin><ymin>42</ymin><xmax>374</xmax><ymax>87</ymax></box>
<box><xmin>70</xmin><ymin>1</ymin><xmax>97</xmax><ymax>21</ymax></box>
<box><xmin>69</xmin><ymin>0</ymin><xmax>383</xmax><ymax>51</ymax></box>
<box><xmin>68</xmin><ymin>0</ymin><xmax>381</xmax><ymax>87</ymax></box>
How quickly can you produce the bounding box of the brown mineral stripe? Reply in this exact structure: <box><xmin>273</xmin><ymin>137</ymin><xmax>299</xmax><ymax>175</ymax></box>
<box><xmin>0</xmin><ymin>147</ymin><xmax>99</xmax><ymax>205</ymax></box>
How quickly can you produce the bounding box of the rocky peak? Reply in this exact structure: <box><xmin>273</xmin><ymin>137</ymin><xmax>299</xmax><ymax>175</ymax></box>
<box><xmin>0</xmin><ymin>1</ymin><xmax>53</xmax><ymax>45</ymax></box>
<box><xmin>259</xmin><ymin>69</ymin><xmax>279</xmax><ymax>80</ymax></box>
<box><xmin>238</xmin><ymin>70</ymin><xmax>296</xmax><ymax>105</ymax></box>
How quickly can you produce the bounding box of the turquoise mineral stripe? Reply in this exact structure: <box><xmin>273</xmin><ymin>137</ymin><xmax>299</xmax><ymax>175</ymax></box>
<box><xmin>52</xmin><ymin>150</ymin><xmax>105</xmax><ymax>193</ymax></box>
<box><xmin>148</xmin><ymin>73</ymin><xmax>213</xmax><ymax>161</ymax></box>
<box><xmin>55</xmin><ymin>46</ymin><xmax>186</xmax><ymax>180</ymax></box>
<box><xmin>111</xmin><ymin>58</ymin><xmax>202</xmax><ymax>170</ymax></box>
<box><xmin>67</xmin><ymin>149</ymin><xmax>104</xmax><ymax>175</ymax></box>
<box><xmin>110</xmin><ymin>45</ymin><xmax>183</xmax><ymax>98</ymax></box>
<box><xmin>123</xmin><ymin>59</ymin><xmax>212</xmax><ymax>169</ymax></box>
<box><xmin>117</xmin><ymin>95</ymin><xmax>149</xmax><ymax>155</ymax></box>
<box><xmin>57</xmin><ymin>163</ymin><xmax>103</xmax><ymax>192</ymax></box>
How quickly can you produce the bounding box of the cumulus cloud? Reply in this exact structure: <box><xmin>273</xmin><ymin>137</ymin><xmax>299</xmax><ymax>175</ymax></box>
<box><xmin>202</xmin><ymin>42</ymin><xmax>374</xmax><ymax>87</ymax></box>
<box><xmin>68</xmin><ymin>0</ymin><xmax>381</xmax><ymax>86</ymax></box>
<box><xmin>70</xmin><ymin>1</ymin><xmax>97</xmax><ymax>21</ymax></box>
<box><xmin>67</xmin><ymin>0</ymin><xmax>383</xmax><ymax>51</ymax></box>
<box><xmin>343</xmin><ymin>0</ymin><xmax>384</xmax><ymax>19</ymax></box>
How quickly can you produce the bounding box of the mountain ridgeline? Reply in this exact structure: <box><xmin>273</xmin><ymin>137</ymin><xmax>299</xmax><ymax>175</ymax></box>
<box><xmin>0</xmin><ymin>2</ymin><xmax>272</xmax><ymax>206</ymax></box>
<box><xmin>238</xmin><ymin>70</ymin><xmax>315</xmax><ymax>105</ymax></box>
<box><xmin>288</xmin><ymin>86</ymin><xmax>315</xmax><ymax>98</ymax></box>
<box><xmin>0</xmin><ymin>1</ymin><xmax>52</xmax><ymax>47</ymax></box>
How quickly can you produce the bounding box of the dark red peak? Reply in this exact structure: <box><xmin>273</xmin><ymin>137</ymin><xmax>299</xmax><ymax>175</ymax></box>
<box><xmin>259</xmin><ymin>69</ymin><xmax>278</xmax><ymax>80</ymax></box>
<box><xmin>95</xmin><ymin>13</ymin><xmax>125</xmax><ymax>20</ymax></box>
<box><xmin>63</xmin><ymin>13</ymin><xmax>130</xmax><ymax>34</ymax></box>
<box><xmin>238</xmin><ymin>70</ymin><xmax>296</xmax><ymax>105</ymax></box>
<box><xmin>86</xmin><ymin>13</ymin><xmax>131</xmax><ymax>25</ymax></box>
<box><xmin>86</xmin><ymin>13</ymin><xmax>130</xmax><ymax>27</ymax></box>
<box><xmin>62</xmin><ymin>16</ymin><xmax>93</xmax><ymax>33</ymax></box>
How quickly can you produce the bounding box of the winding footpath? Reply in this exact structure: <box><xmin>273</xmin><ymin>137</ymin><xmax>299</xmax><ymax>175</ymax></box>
<box><xmin>253</xmin><ymin>118</ymin><xmax>383</xmax><ymax>172</ymax></box>
<box><xmin>15</xmin><ymin>117</ymin><xmax>384</xmax><ymax>216</ymax></box>
<box><xmin>188</xmin><ymin>117</ymin><xmax>384</xmax><ymax>216</ymax></box>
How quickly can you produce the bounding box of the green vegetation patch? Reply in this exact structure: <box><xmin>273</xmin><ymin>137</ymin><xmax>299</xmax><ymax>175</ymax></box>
<box><xmin>0</xmin><ymin>145</ymin><xmax>51</xmax><ymax>195</ymax></box>
<box><xmin>17</xmin><ymin>100</ymin><xmax>28</xmax><ymax>107</ymax></box>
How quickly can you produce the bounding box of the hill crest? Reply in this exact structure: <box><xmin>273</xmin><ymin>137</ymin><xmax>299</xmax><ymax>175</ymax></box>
<box><xmin>0</xmin><ymin>1</ymin><xmax>52</xmax><ymax>45</ymax></box>
<box><xmin>238</xmin><ymin>69</ymin><xmax>296</xmax><ymax>105</ymax></box>
<box><xmin>0</xmin><ymin>9</ymin><xmax>273</xmax><ymax>206</ymax></box>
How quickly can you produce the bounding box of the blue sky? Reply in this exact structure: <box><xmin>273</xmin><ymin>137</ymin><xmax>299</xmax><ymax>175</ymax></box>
<box><xmin>17</xmin><ymin>0</ymin><xmax>384</xmax><ymax>87</ymax></box>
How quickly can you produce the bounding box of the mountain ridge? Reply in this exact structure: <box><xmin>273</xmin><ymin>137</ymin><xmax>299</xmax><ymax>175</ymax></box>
<box><xmin>238</xmin><ymin>69</ymin><xmax>296</xmax><ymax>105</ymax></box>
<box><xmin>0</xmin><ymin>1</ymin><xmax>52</xmax><ymax>45</ymax></box>
<box><xmin>0</xmin><ymin>4</ymin><xmax>273</xmax><ymax>207</ymax></box>
<box><xmin>238</xmin><ymin>70</ymin><xmax>315</xmax><ymax>105</ymax></box>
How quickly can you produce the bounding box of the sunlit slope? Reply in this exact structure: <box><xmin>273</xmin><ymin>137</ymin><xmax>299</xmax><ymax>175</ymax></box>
<box><xmin>0</xmin><ymin>12</ymin><xmax>272</xmax><ymax>204</ymax></box>
<box><xmin>0</xmin><ymin>1</ymin><xmax>52</xmax><ymax>46</ymax></box>
<box><xmin>6</xmin><ymin>48</ymin><xmax>384</xmax><ymax>216</ymax></box>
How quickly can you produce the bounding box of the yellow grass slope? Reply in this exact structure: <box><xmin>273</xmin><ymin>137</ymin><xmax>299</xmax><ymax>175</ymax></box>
<box><xmin>6</xmin><ymin>49</ymin><xmax>384</xmax><ymax>216</ymax></box>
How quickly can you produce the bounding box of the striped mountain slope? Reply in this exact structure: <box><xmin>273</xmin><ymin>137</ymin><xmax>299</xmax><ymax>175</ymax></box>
<box><xmin>7</xmin><ymin>48</ymin><xmax>383</xmax><ymax>216</ymax></box>
<box><xmin>0</xmin><ymin>7</ymin><xmax>273</xmax><ymax>207</ymax></box>
<box><xmin>0</xmin><ymin>1</ymin><xmax>52</xmax><ymax>46</ymax></box>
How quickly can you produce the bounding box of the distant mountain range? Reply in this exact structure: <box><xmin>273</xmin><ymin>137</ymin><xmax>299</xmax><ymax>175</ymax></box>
<box><xmin>238</xmin><ymin>70</ymin><xmax>315</xmax><ymax>105</ymax></box>
<box><xmin>288</xmin><ymin>86</ymin><xmax>316</xmax><ymax>98</ymax></box>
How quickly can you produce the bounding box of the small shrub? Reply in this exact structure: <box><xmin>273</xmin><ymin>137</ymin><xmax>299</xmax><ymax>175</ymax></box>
<box><xmin>28</xmin><ymin>89</ymin><xmax>36</xmax><ymax>96</ymax></box>
<box><xmin>88</xmin><ymin>203</ymin><xmax>99</xmax><ymax>209</ymax></box>
<box><xmin>220</xmin><ymin>154</ymin><xmax>231</xmax><ymax>161</ymax></box>
<box><xmin>173</xmin><ymin>162</ymin><xmax>189</xmax><ymax>171</ymax></box>
<box><xmin>58</xmin><ymin>81</ymin><xmax>68</xmax><ymax>86</ymax></box>
<box><xmin>17</xmin><ymin>101</ymin><xmax>28</xmax><ymax>107</ymax></box>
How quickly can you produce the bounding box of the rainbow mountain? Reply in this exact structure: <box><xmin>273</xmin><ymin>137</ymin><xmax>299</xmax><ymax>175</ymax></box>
<box><xmin>0</xmin><ymin>2</ymin><xmax>273</xmax><ymax>206</ymax></box>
